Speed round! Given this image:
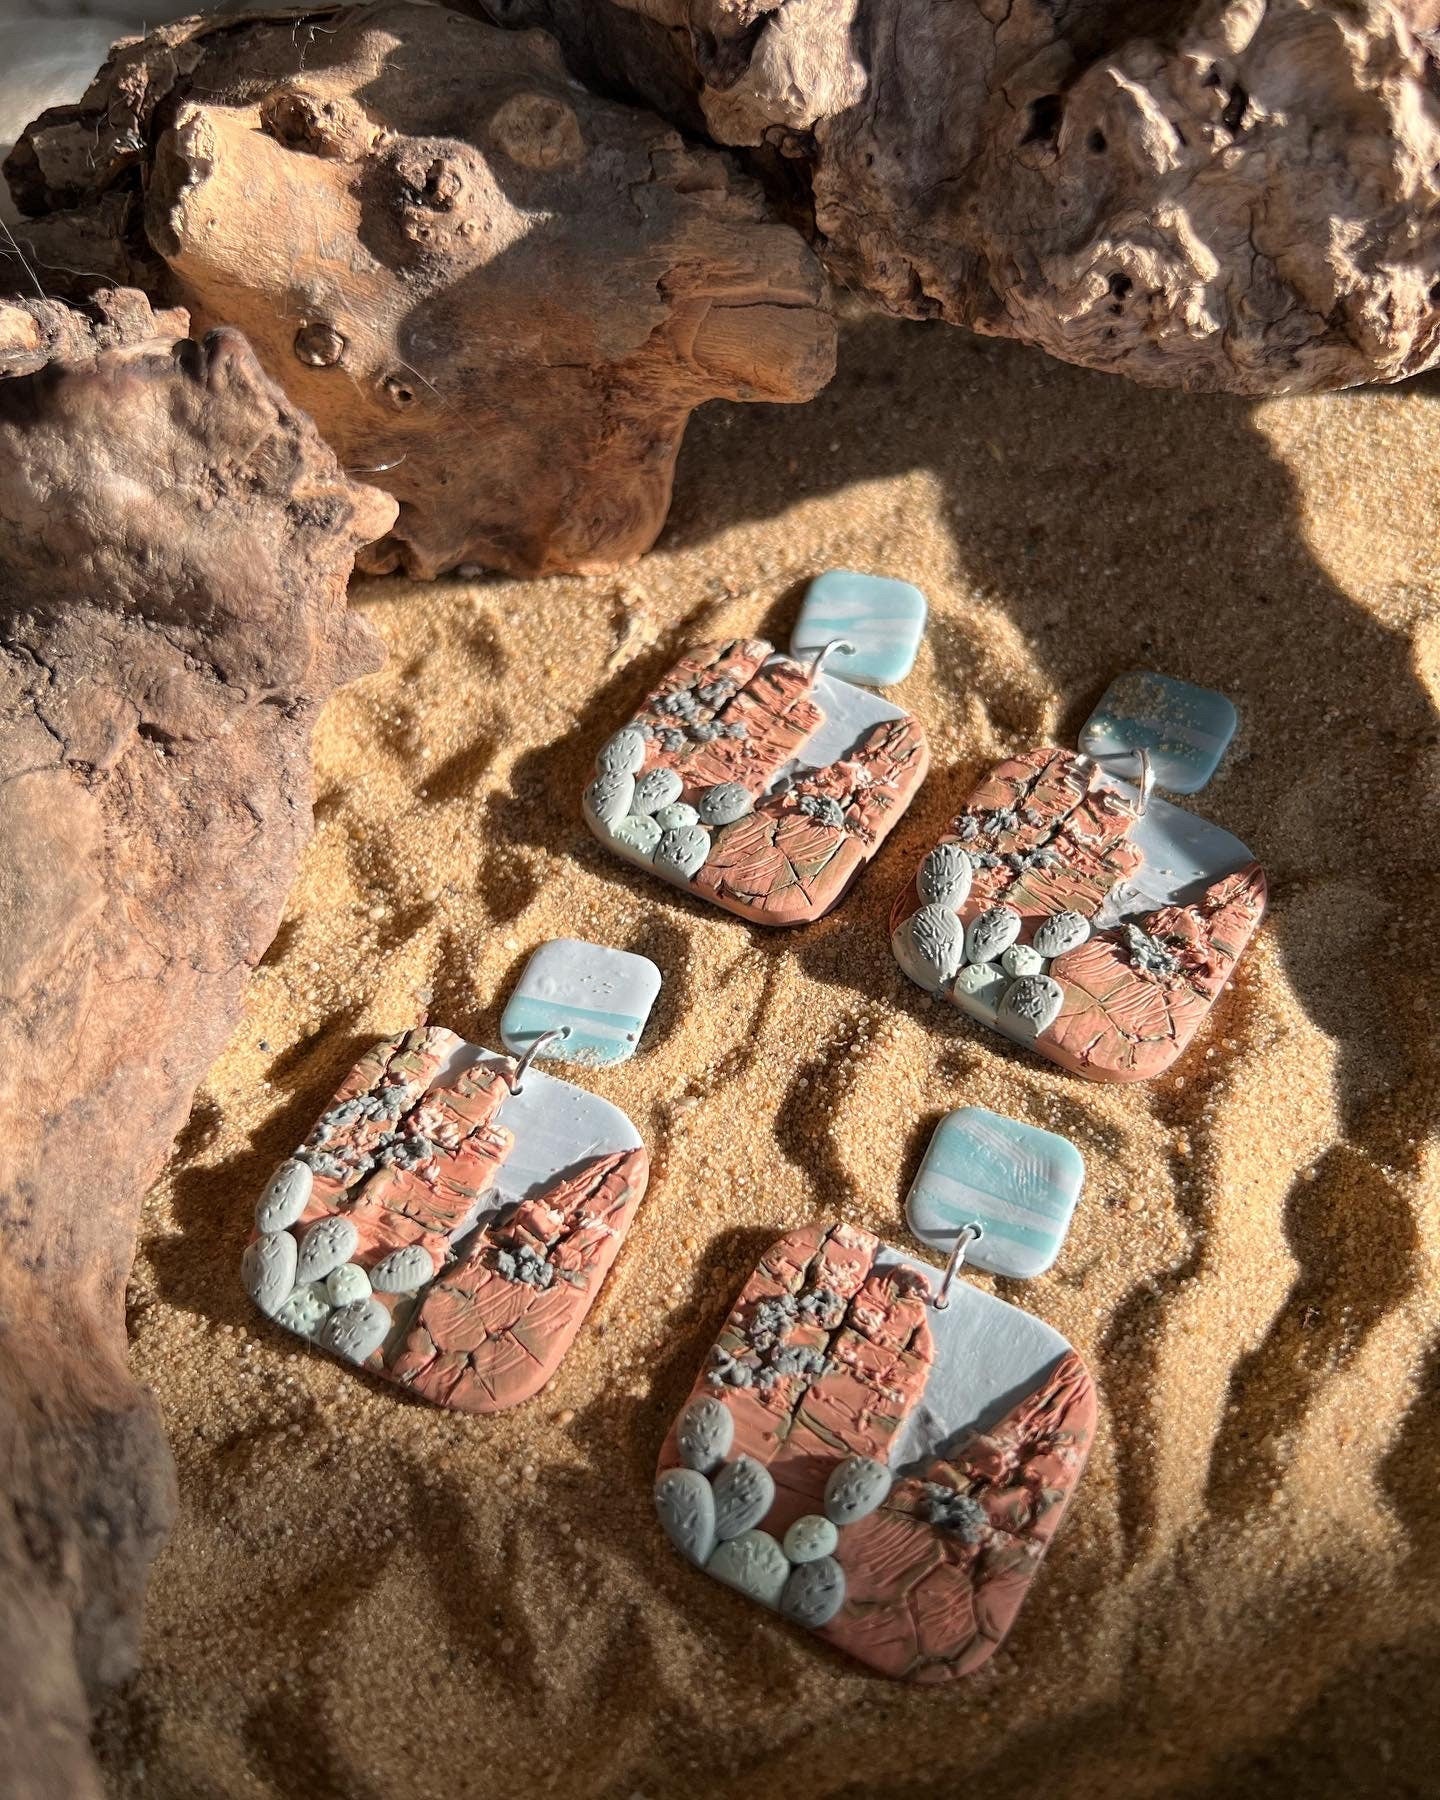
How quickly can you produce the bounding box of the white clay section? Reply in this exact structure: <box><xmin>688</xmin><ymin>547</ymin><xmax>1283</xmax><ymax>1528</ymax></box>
<box><xmin>426</xmin><ymin>1041</ymin><xmax>642</xmax><ymax>1212</ymax></box>
<box><xmin>1090</xmin><ymin>770</ymin><xmax>1254</xmax><ymax>923</ymax></box>
<box><xmin>875</xmin><ymin>1248</ymin><xmax>1075</xmax><ymax>1473</ymax></box>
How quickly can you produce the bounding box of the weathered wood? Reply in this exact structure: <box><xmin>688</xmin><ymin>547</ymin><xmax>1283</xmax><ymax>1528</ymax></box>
<box><xmin>0</xmin><ymin>288</ymin><xmax>392</xmax><ymax>1799</ymax></box>
<box><xmin>5</xmin><ymin>3</ymin><xmax>836</xmax><ymax>577</ymax></box>
<box><xmin>490</xmin><ymin>0</ymin><xmax>1440</xmax><ymax>394</ymax></box>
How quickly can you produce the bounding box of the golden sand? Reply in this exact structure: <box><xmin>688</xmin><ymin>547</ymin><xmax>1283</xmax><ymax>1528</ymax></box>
<box><xmin>107</xmin><ymin>319</ymin><xmax>1440</xmax><ymax>1798</ymax></box>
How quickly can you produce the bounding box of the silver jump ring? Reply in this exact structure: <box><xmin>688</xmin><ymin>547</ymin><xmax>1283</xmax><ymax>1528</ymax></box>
<box><xmin>503</xmin><ymin>1026</ymin><xmax>570</xmax><ymax>1094</ymax></box>
<box><xmin>807</xmin><ymin>638</ymin><xmax>856</xmax><ymax>682</ymax></box>
<box><xmin>931</xmin><ymin>1222</ymin><xmax>983</xmax><ymax>1311</ymax></box>
<box><xmin>1132</xmin><ymin>747</ymin><xmax>1155</xmax><ymax>818</ymax></box>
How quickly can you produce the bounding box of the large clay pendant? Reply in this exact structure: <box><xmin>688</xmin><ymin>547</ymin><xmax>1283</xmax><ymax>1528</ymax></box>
<box><xmin>240</xmin><ymin>1026</ymin><xmax>648</xmax><ymax>1411</ymax></box>
<box><xmin>584</xmin><ymin>636</ymin><xmax>928</xmax><ymax>925</ymax></box>
<box><xmin>890</xmin><ymin>744</ymin><xmax>1265</xmax><ymax>1080</ymax></box>
<box><xmin>654</xmin><ymin>1222</ymin><xmax>1094</xmax><ymax>1681</ymax></box>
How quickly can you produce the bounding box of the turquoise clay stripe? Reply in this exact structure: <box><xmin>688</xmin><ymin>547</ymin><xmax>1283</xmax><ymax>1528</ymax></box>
<box><xmin>504</xmin><ymin>994</ymin><xmax>641</xmax><ymax>1040</ymax></box>
<box><xmin>911</xmin><ymin>1185</ymin><xmax>1059</xmax><ymax>1253</ymax></box>
<box><xmin>926</xmin><ymin>1142</ymin><xmax>1074</xmax><ymax>1218</ymax></box>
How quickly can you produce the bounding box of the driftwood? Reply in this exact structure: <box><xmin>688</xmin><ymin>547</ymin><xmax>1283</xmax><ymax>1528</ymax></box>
<box><xmin>0</xmin><ymin>288</ymin><xmax>392</xmax><ymax>1799</ymax></box>
<box><xmin>492</xmin><ymin>0</ymin><xmax>1440</xmax><ymax>394</ymax></box>
<box><xmin>4</xmin><ymin>3</ymin><xmax>836</xmax><ymax>578</ymax></box>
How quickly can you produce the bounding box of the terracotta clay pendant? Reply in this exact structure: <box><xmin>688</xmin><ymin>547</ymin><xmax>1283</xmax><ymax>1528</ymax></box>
<box><xmin>240</xmin><ymin>1026</ymin><xmax>648</xmax><ymax>1411</ymax></box>
<box><xmin>654</xmin><ymin>1222</ymin><xmax>1094</xmax><ymax>1681</ymax></box>
<box><xmin>890</xmin><ymin>743</ymin><xmax>1266</xmax><ymax>1080</ymax></box>
<box><xmin>584</xmin><ymin>636</ymin><xmax>928</xmax><ymax>925</ymax></box>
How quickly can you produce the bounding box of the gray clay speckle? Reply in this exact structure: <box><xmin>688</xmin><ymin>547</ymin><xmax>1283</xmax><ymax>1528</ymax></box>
<box><xmin>922</xmin><ymin>1484</ymin><xmax>989</xmax><ymax>1541</ymax></box>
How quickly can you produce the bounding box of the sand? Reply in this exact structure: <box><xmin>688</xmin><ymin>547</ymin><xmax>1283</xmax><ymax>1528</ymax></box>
<box><xmin>103</xmin><ymin>317</ymin><xmax>1440</xmax><ymax>1800</ymax></box>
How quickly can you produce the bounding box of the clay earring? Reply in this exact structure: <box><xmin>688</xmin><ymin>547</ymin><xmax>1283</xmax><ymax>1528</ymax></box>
<box><xmin>240</xmin><ymin>1021</ymin><xmax>648</xmax><ymax>1411</ymax></box>
<box><xmin>584</xmin><ymin>632</ymin><xmax>929</xmax><ymax>925</ymax></box>
<box><xmin>653</xmin><ymin>1196</ymin><xmax>1093</xmax><ymax>1681</ymax></box>
<box><xmin>891</xmin><ymin>670</ymin><xmax>1264</xmax><ymax>1080</ymax></box>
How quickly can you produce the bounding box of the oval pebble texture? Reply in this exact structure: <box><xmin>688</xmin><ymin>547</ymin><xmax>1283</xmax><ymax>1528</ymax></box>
<box><xmin>242</xmin><ymin>1231</ymin><xmax>298</xmax><ymax>1317</ymax></box>
<box><xmin>254</xmin><ymin>1159</ymin><xmax>312</xmax><ymax>1234</ymax></box>
<box><xmin>632</xmin><ymin>767</ymin><xmax>683</xmax><ymax>815</ymax></box>
<box><xmin>677</xmin><ymin>1396</ymin><xmax>734</xmax><ymax>1474</ymax></box>
<box><xmin>321</xmin><ymin>1296</ymin><xmax>391</xmax><ymax>1364</ymax></box>
<box><xmin>919</xmin><ymin>842</ymin><xmax>973</xmax><ymax>910</ymax></box>
<box><xmin>655</xmin><ymin>824</ymin><xmax>710</xmax><ymax>880</ymax></box>
<box><xmin>296</xmin><ymin>1214</ymin><xmax>360</xmax><ymax>1284</ymax></box>
<box><xmin>1033</xmin><ymin>909</ymin><xmax>1090</xmax><ymax>959</ymax></box>
<box><xmin>585</xmin><ymin>770</ymin><xmax>634</xmax><ymax>827</ymax></box>
<box><xmin>612</xmin><ymin>813</ymin><xmax>662</xmax><ymax>856</ymax></box>
<box><xmin>967</xmin><ymin>905</ymin><xmax>1022</xmax><ymax>965</ymax></box>
<box><xmin>998</xmin><ymin>973</ymin><xmax>1065</xmax><ymax>1039</ymax></box>
<box><xmin>824</xmin><ymin>1454</ymin><xmax>892</xmax><ymax>1526</ymax></box>
<box><xmin>370</xmin><ymin>1245</ymin><xmax>435</xmax><ymax>1293</ymax></box>
<box><xmin>707</xmin><ymin>1530</ymin><xmax>789</xmax><ymax>1609</ymax></box>
<box><xmin>783</xmin><ymin>1515</ymin><xmax>839</xmax><ymax>1564</ymax></box>
<box><xmin>781</xmin><ymin>1555</ymin><xmax>846</xmax><ymax>1629</ymax></box>
<box><xmin>655</xmin><ymin>1467</ymin><xmax>717</xmax><ymax>1566</ymax></box>
<box><xmin>697</xmin><ymin>782</ymin><xmax>752</xmax><ymax>826</ymax></box>
<box><xmin>596</xmin><ymin>727</ymin><xmax>646</xmax><ymax>777</ymax></box>
<box><xmin>325</xmin><ymin>1263</ymin><xmax>372</xmax><ymax>1307</ymax></box>
<box><xmin>712</xmin><ymin>1456</ymin><xmax>775</xmax><ymax>1540</ymax></box>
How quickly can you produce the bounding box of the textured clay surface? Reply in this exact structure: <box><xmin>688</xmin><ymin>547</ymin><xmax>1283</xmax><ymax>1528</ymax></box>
<box><xmin>656</xmin><ymin>1223</ymin><xmax>1095</xmax><ymax>1680</ymax></box>
<box><xmin>0</xmin><ymin>289</ymin><xmax>390</xmax><ymax>1800</ymax></box>
<box><xmin>247</xmin><ymin>1027</ymin><xmax>649</xmax><ymax>1412</ymax></box>
<box><xmin>585</xmin><ymin>637</ymin><xmax>928</xmax><ymax>923</ymax></box>
<box><xmin>5</xmin><ymin>1</ymin><xmax>835</xmax><ymax>577</ymax></box>
<box><xmin>891</xmin><ymin>747</ymin><xmax>1267</xmax><ymax>1078</ymax></box>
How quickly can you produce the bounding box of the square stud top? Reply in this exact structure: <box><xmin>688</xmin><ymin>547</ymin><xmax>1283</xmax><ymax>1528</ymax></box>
<box><xmin>1079</xmin><ymin>670</ymin><xmax>1238</xmax><ymax>794</ymax></box>
<box><xmin>500</xmin><ymin>938</ymin><xmax>661</xmax><ymax>1067</ymax></box>
<box><xmin>905</xmin><ymin>1106</ymin><xmax>1084</xmax><ymax>1280</ymax></box>
<box><xmin>791</xmin><ymin>569</ymin><xmax>928</xmax><ymax>686</ymax></box>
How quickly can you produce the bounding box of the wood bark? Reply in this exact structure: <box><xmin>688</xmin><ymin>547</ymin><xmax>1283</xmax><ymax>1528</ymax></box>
<box><xmin>485</xmin><ymin>0</ymin><xmax>1440</xmax><ymax>393</ymax></box>
<box><xmin>0</xmin><ymin>287</ymin><xmax>394</xmax><ymax>1799</ymax></box>
<box><xmin>4</xmin><ymin>2</ymin><xmax>836</xmax><ymax>578</ymax></box>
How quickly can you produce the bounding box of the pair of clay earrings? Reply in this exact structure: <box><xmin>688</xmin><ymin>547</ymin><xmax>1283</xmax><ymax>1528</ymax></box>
<box><xmin>584</xmin><ymin>633</ymin><xmax>1265</xmax><ymax>1080</ymax></box>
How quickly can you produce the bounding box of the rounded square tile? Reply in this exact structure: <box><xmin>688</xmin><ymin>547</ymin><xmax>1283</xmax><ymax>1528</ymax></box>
<box><xmin>1079</xmin><ymin>670</ymin><xmax>1238</xmax><ymax>794</ymax></box>
<box><xmin>500</xmin><ymin>937</ymin><xmax>661</xmax><ymax>1067</ymax></box>
<box><xmin>905</xmin><ymin>1106</ymin><xmax>1084</xmax><ymax>1279</ymax></box>
<box><xmin>791</xmin><ymin>568</ymin><xmax>928</xmax><ymax>686</ymax></box>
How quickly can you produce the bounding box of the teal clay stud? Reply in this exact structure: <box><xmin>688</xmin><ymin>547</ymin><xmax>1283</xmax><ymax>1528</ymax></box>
<box><xmin>1079</xmin><ymin>670</ymin><xmax>1238</xmax><ymax>795</ymax></box>
<box><xmin>906</xmin><ymin>1105</ymin><xmax>1085</xmax><ymax>1280</ymax></box>
<box><xmin>791</xmin><ymin>569</ymin><xmax>928</xmax><ymax>686</ymax></box>
<box><xmin>501</xmin><ymin>937</ymin><xmax>662</xmax><ymax>1068</ymax></box>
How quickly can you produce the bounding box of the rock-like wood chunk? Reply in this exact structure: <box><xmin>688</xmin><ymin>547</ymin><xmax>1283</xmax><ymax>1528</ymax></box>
<box><xmin>0</xmin><ymin>288</ymin><xmax>393</xmax><ymax>1800</ymax></box>
<box><xmin>6</xmin><ymin>3</ymin><xmax>836</xmax><ymax>576</ymax></box>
